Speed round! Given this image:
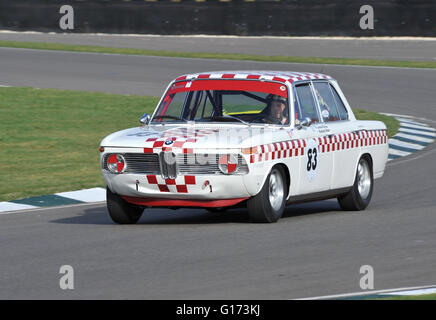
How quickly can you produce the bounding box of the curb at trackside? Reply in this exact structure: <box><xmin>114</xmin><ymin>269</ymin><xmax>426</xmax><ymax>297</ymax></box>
<box><xmin>384</xmin><ymin>114</ymin><xmax>436</xmax><ymax>161</ymax></box>
<box><xmin>0</xmin><ymin>188</ymin><xmax>106</xmax><ymax>214</ymax></box>
<box><xmin>297</xmin><ymin>285</ymin><xmax>436</xmax><ymax>300</ymax></box>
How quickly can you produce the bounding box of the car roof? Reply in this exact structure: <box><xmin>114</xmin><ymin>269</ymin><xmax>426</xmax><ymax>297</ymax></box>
<box><xmin>174</xmin><ymin>70</ymin><xmax>334</xmax><ymax>84</ymax></box>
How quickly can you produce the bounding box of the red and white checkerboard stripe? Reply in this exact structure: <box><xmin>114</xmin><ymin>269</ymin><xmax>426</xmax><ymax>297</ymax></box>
<box><xmin>318</xmin><ymin>130</ymin><xmax>388</xmax><ymax>153</ymax></box>
<box><xmin>250</xmin><ymin>129</ymin><xmax>387</xmax><ymax>163</ymax></box>
<box><xmin>145</xmin><ymin>174</ymin><xmax>196</xmax><ymax>193</ymax></box>
<box><xmin>143</xmin><ymin>128</ymin><xmax>219</xmax><ymax>154</ymax></box>
<box><xmin>250</xmin><ymin>139</ymin><xmax>306</xmax><ymax>163</ymax></box>
<box><xmin>175</xmin><ymin>71</ymin><xmax>332</xmax><ymax>84</ymax></box>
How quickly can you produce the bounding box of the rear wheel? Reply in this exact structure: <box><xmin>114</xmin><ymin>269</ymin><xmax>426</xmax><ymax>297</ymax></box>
<box><xmin>106</xmin><ymin>187</ymin><xmax>144</xmax><ymax>224</ymax></box>
<box><xmin>337</xmin><ymin>156</ymin><xmax>373</xmax><ymax>211</ymax></box>
<box><xmin>247</xmin><ymin>166</ymin><xmax>288</xmax><ymax>223</ymax></box>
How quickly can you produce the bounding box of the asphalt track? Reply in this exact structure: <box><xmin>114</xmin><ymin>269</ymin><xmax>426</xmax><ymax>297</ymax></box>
<box><xmin>1</xmin><ymin>31</ymin><xmax>436</xmax><ymax>61</ymax></box>
<box><xmin>1</xmin><ymin>46</ymin><xmax>436</xmax><ymax>299</ymax></box>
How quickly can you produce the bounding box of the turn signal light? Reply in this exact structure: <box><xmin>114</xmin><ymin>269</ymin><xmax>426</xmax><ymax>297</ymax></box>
<box><xmin>241</xmin><ymin>147</ymin><xmax>258</xmax><ymax>155</ymax></box>
<box><xmin>99</xmin><ymin>146</ymin><xmax>105</xmax><ymax>152</ymax></box>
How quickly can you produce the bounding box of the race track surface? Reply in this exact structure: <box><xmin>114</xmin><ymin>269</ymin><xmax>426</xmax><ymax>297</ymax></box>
<box><xmin>1</xmin><ymin>32</ymin><xmax>436</xmax><ymax>61</ymax></box>
<box><xmin>0</xmin><ymin>46</ymin><xmax>435</xmax><ymax>299</ymax></box>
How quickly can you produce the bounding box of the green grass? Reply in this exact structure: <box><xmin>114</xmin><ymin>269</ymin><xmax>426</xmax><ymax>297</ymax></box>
<box><xmin>1</xmin><ymin>40</ymin><xmax>436</xmax><ymax>69</ymax></box>
<box><xmin>0</xmin><ymin>87</ymin><xmax>158</xmax><ymax>201</ymax></box>
<box><xmin>0</xmin><ymin>87</ymin><xmax>398</xmax><ymax>202</ymax></box>
<box><xmin>354</xmin><ymin>108</ymin><xmax>400</xmax><ymax>138</ymax></box>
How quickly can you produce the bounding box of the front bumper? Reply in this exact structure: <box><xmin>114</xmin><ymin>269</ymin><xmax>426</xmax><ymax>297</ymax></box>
<box><xmin>103</xmin><ymin>172</ymin><xmax>252</xmax><ymax>201</ymax></box>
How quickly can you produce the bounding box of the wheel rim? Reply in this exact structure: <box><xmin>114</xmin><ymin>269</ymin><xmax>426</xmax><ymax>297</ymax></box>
<box><xmin>269</xmin><ymin>169</ymin><xmax>285</xmax><ymax>211</ymax></box>
<box><xmin>357</xmin><ymin>159</ymin><xmax>371</xmax><ymax>200</ymax></box>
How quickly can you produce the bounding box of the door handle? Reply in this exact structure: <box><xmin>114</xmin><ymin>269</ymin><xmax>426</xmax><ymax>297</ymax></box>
<box><xmin>353</xmin><ymin>129</ymin><xmax>366</xmax><ymax>135</ymax></box>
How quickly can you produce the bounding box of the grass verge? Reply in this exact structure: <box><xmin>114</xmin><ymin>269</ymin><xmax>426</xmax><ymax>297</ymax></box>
<box><xmin>0</xmin><ymin>87</ymin><xmax>158</xmax><ymax>201</ymax></box>
<box><xmin>0</xmin><ymin>87</ymin><xmax>398</xmax><ymax>201</ymax></box>
<box><xmin>1</xmin><ymin>40</ymin><xmax>436</xmax><ymax>69</ymax></box>
<box><xmin>354</xmin><ymin>108</ymin><xmax>400</xmax><ymax>139</ymax></box>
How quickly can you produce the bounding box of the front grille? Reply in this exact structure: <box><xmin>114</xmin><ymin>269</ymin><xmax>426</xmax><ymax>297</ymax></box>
<box><xmin>103</xmin><ymin>153</ymin><xmax>249</xmax><ymax>175</ymax></box>
<box><xmin>177</xmin><ymin>154</ymin><xmax>249</xmax><ymax>175</ymax></box>
<box><xmin>159</xmin><ymin>151</ymin><xmax>177</xmax><ymax>179</ymax></box>
<box><xmin>103</xmin><ymin>153</ymin><xmax>160</xmax><ymax>174</ymax></box>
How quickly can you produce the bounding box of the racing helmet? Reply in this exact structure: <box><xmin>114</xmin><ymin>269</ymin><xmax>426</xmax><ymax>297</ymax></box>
<box><xmin>266</xmin><ymin>94</ymin><xmax>287</xmax><ymax>104</ymax></box>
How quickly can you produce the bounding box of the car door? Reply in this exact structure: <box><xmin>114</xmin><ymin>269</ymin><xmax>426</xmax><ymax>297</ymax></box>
<box><xmin>311</xmin><ymin>81</ymin><xmax>360</xmax><ymax>189</ymax></box>
<box><xmin>292</xmin><ymin>82</ymin><xmax>333</xmax><ymax>195</ymax></box>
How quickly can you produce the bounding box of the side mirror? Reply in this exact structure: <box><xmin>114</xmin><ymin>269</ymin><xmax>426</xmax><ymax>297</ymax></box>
<box><xmin>296</xmin><ymin>117</ymin><xmax>312</xmax><ymax>130</ymax></box>
<box><xmin>139</xmin><ymin>113</ymin><xmax>150</xmax><ymax>125</ymax></box>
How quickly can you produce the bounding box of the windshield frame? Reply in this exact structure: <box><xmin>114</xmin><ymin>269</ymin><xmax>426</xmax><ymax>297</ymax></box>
<box><xmin>150</xmin><ymin>78</ymin><xmax>293</xmax><ymax>127</ymax></box>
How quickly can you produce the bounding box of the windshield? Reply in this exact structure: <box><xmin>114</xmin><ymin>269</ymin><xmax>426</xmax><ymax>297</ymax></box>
<box><xmin>152</xmin><ymin>79</ymin><xmax>290</xmax><ymax>125</ymax></box>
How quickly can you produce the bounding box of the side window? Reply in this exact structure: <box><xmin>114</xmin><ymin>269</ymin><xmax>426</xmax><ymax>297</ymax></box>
<box><xmin>292</xmin><ymin>88</ymin><xmax>302</xmax><ymax>121</ymax></box>
<box><xmin>295</xmin><ymin>83</ymin><xmax>320</xmax><ymax>123</ymax></box>
<box><xmin>329</xmin><ymin>85</ymin><xmax>349</xmax><ymax>120</ymax></box>
<box><xmin>313</xmin><ymin>82</ymin><xmax>341</xmax><ymax>122</ymax></box>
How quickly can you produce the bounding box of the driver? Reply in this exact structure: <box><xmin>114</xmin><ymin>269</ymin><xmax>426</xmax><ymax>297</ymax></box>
<box><xmin>260</xmin><ymin>94</ymin><xmax>288</xmax><ymax>125</ymax></box>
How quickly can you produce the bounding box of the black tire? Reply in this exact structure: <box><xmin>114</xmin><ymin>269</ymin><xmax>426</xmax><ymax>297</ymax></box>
<box><xmin>106</xmin><ymin>187</ymin><xmax>144</xmax><ymax>224</ymax></box>
<box><xmin>247</xmin><ymin>166</ymin><xmax>288</xmax><ymax>223</ymax></box>
<box><xmin>337</xmin><ymin>156</ymin><xmax>373</xmax><ymax>211</ymax></box>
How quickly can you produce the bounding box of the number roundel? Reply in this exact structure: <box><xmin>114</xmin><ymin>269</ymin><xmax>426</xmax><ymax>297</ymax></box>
<box><xmin>218</xmin><ymin>154</ymin><xmax>238</xmax><ymax>174</ymax></box>
<box><xmin>305</xmin><ymin>139</ymin><xmax>319</xmax><ymax>181</ymax></box>
<box><xmin>107</xmin><ymin>154</ymin><xmax>126</xmax><ymax>174</ymax></box>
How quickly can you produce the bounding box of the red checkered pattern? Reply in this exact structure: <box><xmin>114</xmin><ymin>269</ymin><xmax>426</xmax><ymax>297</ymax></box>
<box><xmin>250</xmin><ymin>139</ymin><xmax>307</xmax><ymax>163</ymax></box>
<box><xmin>143</xmin><ymin>128</ymin><xmax>219</xmax><ymax>154</ymax></box>
<box><xmin>175</xmin><ymin>71</ymin><xmax>332</xmax><ymax>84</ymax></box>
<box><xmin>317</xmin><ymin>130</ymin><xmax>388</xmax><ymax>153</ymax></box>
<box><xmin>218</xmin><ymin>154</ymin><xmax>238</xmax><ymax>173</ymax></box>
<box><xmin>250</xmin><ymin>129</ymin><xmax>387</xmax><ymax>163</ymax></box>
<box><xmin>146</xmin><ymin>174</ymin><xmax>196</xmax><ymax>193</ymax></box>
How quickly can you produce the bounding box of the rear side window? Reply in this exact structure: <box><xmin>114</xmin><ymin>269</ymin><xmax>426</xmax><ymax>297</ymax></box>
<box><xmin>329</xmin><ymin>85</ymin><xmax>349</xmax><ymax>120</ymax></box>
<box><xmin>313</xmin><ymin>82</ymin><xmax>341</xmax><ymax>122</ymax></box>
<box><xmin>295</xmin><ymin>84</ymin><xmax>320</xmax><ymax>123</ymax></box>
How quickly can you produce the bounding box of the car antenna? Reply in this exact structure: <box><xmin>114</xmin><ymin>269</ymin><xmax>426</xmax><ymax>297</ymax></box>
<box><xmin>320</xmin><ymin>64</ymin><xmax>325</xmax><ymax>74</ymax></box>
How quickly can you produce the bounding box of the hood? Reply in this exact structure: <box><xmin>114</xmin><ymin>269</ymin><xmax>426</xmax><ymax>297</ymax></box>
<box><xmin>100</xmin><ymin>124</ymin><xmax>293</xmax><ymax>150</ymax></box>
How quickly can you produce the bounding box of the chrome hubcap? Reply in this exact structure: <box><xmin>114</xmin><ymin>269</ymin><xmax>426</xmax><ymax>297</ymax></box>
<box><xmin>269</xmin><ymin>169</ymin><xmax>285</xmax><ymax>211</ymax></box>
<box><xmin>357</xmin><ymin>159</ymin><xmax>371</xmax><ymax>200</ymax></box>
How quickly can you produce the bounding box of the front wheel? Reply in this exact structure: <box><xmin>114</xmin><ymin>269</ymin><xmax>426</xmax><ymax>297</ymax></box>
<box><xmin>247</xmin><ymin>166</ymin><xmax>288</xmax><ymax>223</ymax></box>
<box><xmin>337</xmin><ymin>156</ymin><xmax>373</xmax><ymax>211</ymax></box>
<box><xmin>106</xmin><ymin>187</ymin><xmax>144</xmax><ymax>224</ymax></box>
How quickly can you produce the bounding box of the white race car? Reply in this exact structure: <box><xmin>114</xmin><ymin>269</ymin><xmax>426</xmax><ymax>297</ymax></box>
<box><xmin>100</xmin><ymin>71</ymin><xmax>388</xmax><ymax>224</ymax></box>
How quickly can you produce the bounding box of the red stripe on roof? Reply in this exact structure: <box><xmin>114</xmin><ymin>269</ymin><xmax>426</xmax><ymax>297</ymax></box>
<box><xmin>272</xmin><ymin>77</ymin><xmax>286</xmax><ymax>83</ymax></box>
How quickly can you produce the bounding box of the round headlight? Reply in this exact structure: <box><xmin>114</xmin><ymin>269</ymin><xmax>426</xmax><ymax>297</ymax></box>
<box><xmin>218</xmin><ymin>154</ymin><xmax>238</xmax><ymax>174</ymax></box>
<box><xmin>107</xmin><ymin>154</ymin><xmax>126</xmax><ymax>174</ymax></box>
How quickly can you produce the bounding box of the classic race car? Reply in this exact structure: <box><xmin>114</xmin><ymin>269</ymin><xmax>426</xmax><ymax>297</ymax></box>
<box><xmin>100</xmin><ymin>71</ymin><xmax>388</xmax><ymax>224</ymax></box>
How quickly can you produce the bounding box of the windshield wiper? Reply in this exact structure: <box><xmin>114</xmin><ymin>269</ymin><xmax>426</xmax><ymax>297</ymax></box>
<box><xmin>204</xmin><ymin>115</ymin><xmax>249</xmax><ymax>125</ymax></box>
